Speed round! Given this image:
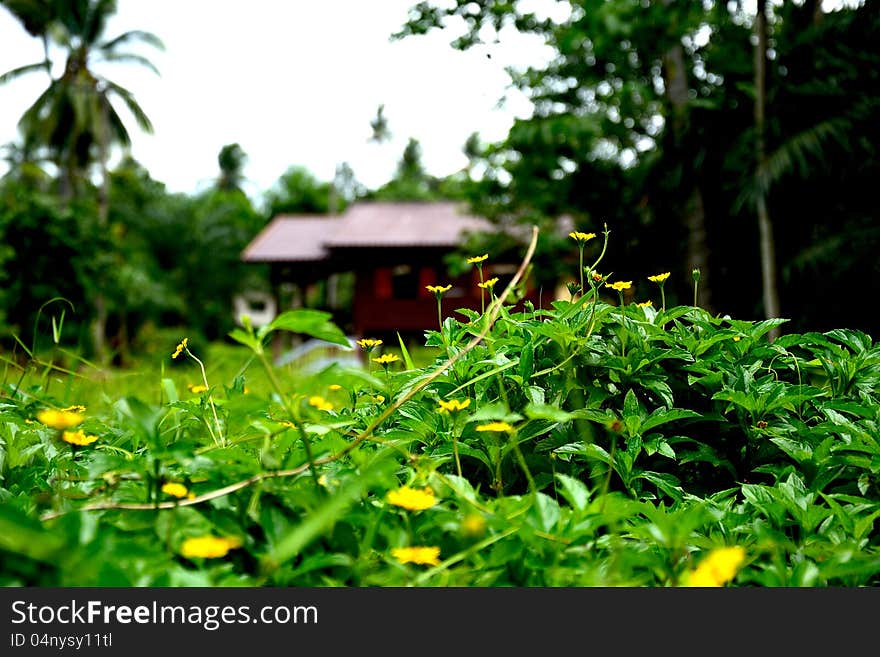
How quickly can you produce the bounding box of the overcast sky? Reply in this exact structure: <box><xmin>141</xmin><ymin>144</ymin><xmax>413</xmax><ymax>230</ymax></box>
<box><xmin>0</xmin><ymin>1</ymin><xmax>555</xmax><ymax>199</ymax></box>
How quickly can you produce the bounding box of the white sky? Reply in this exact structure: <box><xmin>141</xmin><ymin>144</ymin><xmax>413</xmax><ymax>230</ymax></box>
<box><xmin>0</xmin><ymin>1</ymin><xmax>552</xmax><ymax>199</ymax></box>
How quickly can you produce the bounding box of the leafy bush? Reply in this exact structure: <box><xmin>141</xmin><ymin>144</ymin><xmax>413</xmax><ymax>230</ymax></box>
<box><xmin>2</xmin><ymin>229</ymin><xmax>879</xmax><ymax>587</ymax></box>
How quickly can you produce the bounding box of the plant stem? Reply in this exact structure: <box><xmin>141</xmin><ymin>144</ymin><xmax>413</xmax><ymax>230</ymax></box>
<box><xmin>257</xmin><ymin>350</ymin><xmax>320</xmax><ymax>490</ymax></box>
<box><xmin>578</xmin><ymin>245</ymin><xmax>585</xmax><ymax>297</ymax></box>
<box><xmin>186</xmin><ymin>348</ymin><xmax>224</xmax><ymax>447</ymax></box>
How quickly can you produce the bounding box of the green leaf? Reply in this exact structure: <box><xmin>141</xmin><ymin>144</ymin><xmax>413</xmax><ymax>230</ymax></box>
<box><xmin>528</xmin><ymin>492</ymin><xmax>561</xmax><ymax>532</ymax></box>
<box><xmin>524</xmin><ymin>402</ymin><xmax>573</xmax><ymax>423</ymax></box>
<box><xmin>554</xmin><ymin>473</ymin><xmax>591</xmax><ymax>512</ymax></box>
<box><xmin>265</xmin><ymin>309</ymin><xmax>351</xmax><ymax>348</ymax></box>
<box><xmin>228</xmin><ymin>327</ymin><xmax>264</xmax><ymax>354</ymax></box>
<box><xmin>161</xmin><ymin>378</ymin><xmax>179</xmax><ymax>404</ymax></box>
<box><xmin>396</xmin><ymin>332</ymin><xmax>416</xmax><ymax>370</ymax></box>
<box><xmin>264</xmin><ymin>451</ymin><xmax>394</xmax><ymax>567</ymax></box>
<box><xmin>0</xmin><ymin>505</ymin><xmax>66</xmax><ymax>562</ymax></box>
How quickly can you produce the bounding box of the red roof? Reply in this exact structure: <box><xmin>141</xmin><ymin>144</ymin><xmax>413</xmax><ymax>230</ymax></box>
<box><xmin>241</xmin><ymin>201</ymin><xmax>493</xmax><ymax>263</ymax></box>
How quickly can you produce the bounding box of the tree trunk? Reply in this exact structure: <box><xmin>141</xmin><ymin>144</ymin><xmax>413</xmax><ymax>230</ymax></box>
<box><xmin>90</xmin><ymin>94</ymin><xmax>110</xmax><ymax>363</ymax></box>
<box><xmin>662</xmin><ymin>24</ymin><xmax>713</xmax><ymax>313</ymax></box>
<box><xmin>754</xmin><ymin>1</ymin><xmax>781</xmax><ymax>340</ymax></box>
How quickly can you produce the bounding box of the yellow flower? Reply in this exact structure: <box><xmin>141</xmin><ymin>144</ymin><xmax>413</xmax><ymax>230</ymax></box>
<box><xmin>438</xmin><ymin>399</ymin><xmax>471</xmax><ymax>413</ymax></box>
<box><xmin>591</xmin><ymin>272</ymin><xmax>604</xmax><ymax>283</ymax></box>
<box><xmin>461</xmin><ymin>513</ymin><xmax>487</xmax><ymax>538</ymax></box>
<box><xmin>733</xmin><ymin>336</ymin><xmax>741</xmax><ymax>342</ymax></box>
<box><xmin>308</xmin><ymin>395</ymin><xmax>334</xmax><ymax>412</ymax></box>
<box><xmin>605</xmin><ymin>280</ymin><xmax>632</xmax><ymax>292</ymax></box>
<box><xmin>392</xmin><ymin>546</ymin><xmax>441</xmax><ymax>566</ymax></box>
<box><xmin>475</xmin><ymin>421</ymin><xmax>514</xmax><ymax>433</ymax></box>
<box><xmin>161</xmin><ymin>482</ymin><xmax>190</xmax><ymax>499</ymax></box>
<box><xmin>60</xmin><ymin>405</ymin><xmax>86</xmax><ymax>413</ymax></box>
<box><xmin>372</xmin><ymin>353</ymin><xmax>399</xmax><ymax>365</ymax></box>
<box><xmin>569</xmin><ymin>231</ymin><xmax>596</xmax><ymax>243</ymax></box>
<box><xmin>426</xmin><ymin>284</ymin><xmax>452</xmax><ymax>294</ymax></box>
<box><xmin>61</xmin><ymin>430</ymin><xmax>99</xmax><ymax>446</ymax></box>
<box><xmin>386</xmin><ymin>485</ymin><xmax>437</xmax><ymax>511</ymax></box>
<box><xmin>467</xmin><ymin>254</ymin><xmax>488</xmax><ymax>264</ymax></box>
<box><xmin>356</xmin><ymin>338</ymin><xmax>382</xmax><ymax>349</ymax></box>
<box><xmin>328</xmin><ymin>384</ymin><xmax>343</xmax><ymax>391</ymax></box>
<box><xmin>180</xmin><ymin>535</ymin><xmax>242</xmax><ymax>559</ymax></box>
<box><xmin>187</xmin><ymin>383</ymin><xmax>208</xmax><ymax>394</ymax></box>
<box><xmin>37</xmin><ymin>409</ymin><xmax>85</xmax><ymax>430</ymax></box>
<box><xmin>637</xmin><ymin>300</ymin><xmax>653</xmax><ymax>308</ymax></box>
<box><xmin>648</xmin><ymin>272</ymin><xmax>671</xmax><ymax>283</ymax></box>
<box><xmin>682</xmin><ymin>546</ymin><xmax>746</xmax><ymax>587</ymax></box>
<box><xmin>172</xmin><ymin>337</ymin><xmax>188</xmax><ymax>359</ymax></box>
<box><xmin>374</xmin><ymin>395</ymin><xmax>385</xmax><ymax>403</ymax></box>
<box><xmin>478</xmin><ymin>277</ymin><xmax>499</xmax><ymax>290</ymax></box>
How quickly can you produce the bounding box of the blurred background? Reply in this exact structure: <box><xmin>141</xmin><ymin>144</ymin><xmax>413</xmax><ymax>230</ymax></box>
<box><xmin>0</xmin><ymin>0</ymin><xmax>877</xmax><ymax>370</ymax></box>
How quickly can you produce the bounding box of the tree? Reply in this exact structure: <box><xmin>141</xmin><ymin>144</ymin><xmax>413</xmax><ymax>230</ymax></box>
<box><xmin>216</xmin><ymin>143</ymin><xmax>248</xmax><ymax>194</ymax></box>
<box><xmin>371</xmin><ymin>137</ymin><xmax>443</xmax><ymax>201</ymax></box>
<box><xmin>263</xmin><ymin>166</ymin><xmax>334</xmax><ymax>216</ymax></box>
<box><xmin>395</xmin><ymin>1</ymin><xmax>880</xmax><ymax>335</ymax></box>
<box><xmin>369</xmin><ymin>103</ymin><xmax>392</xmax><ymax>144</ymax></box>
<box><xmin>329</xmin><ymin>161</ymin><xmax>363</xmax><ymax>214</ymax></box>
<box><xmin>753</xmin><ymin>0</ymin><xmax>780</xmax><ymax>340</ymax></box>
<box><xmin>0</xmin><ymin>0</ymin><xmax>164</xmax><ymax>360</ymax></box>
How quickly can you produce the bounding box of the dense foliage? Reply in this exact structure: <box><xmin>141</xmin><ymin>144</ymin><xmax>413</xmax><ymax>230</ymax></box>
<box><xmin>2</xmin><ymin>233</ymin><xmax>879</xmax><ymax>586</ymax></box>
<box><xmin>396</xmin><ymin>0</ymin><xmax>880</xmax><ymax>337</ymax></box>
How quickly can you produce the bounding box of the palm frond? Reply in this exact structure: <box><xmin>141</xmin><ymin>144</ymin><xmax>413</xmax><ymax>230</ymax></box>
<box><xmin>0</xmin><ymin>60</ymin><xmax>51</xmax><ymax>85</ymax></box>
<box><xmin>99</xmin><ymin>29</ymin><xmax>164</xmax><ymax>53</ymax></box>
<box><xmin>757</xmin><ymin>116</ymin><xmax>852</xmax><ymax>193</ymax></box>
<box><xmin>103</xmin><ymin>80</ymin><xmax>154</xmax><ymax>133</ymax></box>
<box><xmin>97</xmin><ymin>52</ymin><xmax>160</xmax><ymax>76</ymax></box>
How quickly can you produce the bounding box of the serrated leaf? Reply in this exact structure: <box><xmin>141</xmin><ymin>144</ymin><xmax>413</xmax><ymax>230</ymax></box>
<box><xmin>555</xmin><ymin>473</ymin><xmax>591</xmax><ymax>512</ymax></box>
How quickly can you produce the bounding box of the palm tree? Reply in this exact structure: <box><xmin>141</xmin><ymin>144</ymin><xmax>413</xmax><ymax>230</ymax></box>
<box><xmin>216</xmin><ymin>143</ymin><xmax>248</xmax><ymax>193</ymax></box>
<box><xmin>2</xmin><ymin>0</ymin><xmax>163</xmax><ymax>202</ymax></box>
<box><xmin>0</xmin><ymin>0</ymin><xmax>163</xmax><ymax>359</ymax></box>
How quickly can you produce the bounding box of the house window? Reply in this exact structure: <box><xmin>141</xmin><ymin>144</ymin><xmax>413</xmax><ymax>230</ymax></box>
<box><xmin>391</xmin><ymin>264</ymin><xmax>419</xmax><ymax>299</ymax></box>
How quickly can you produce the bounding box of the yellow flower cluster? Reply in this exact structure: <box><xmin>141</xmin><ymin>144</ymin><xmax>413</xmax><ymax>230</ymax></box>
<box><xmin>637</xmin><ymin>300</ymin><xmax>653</xmax><ymax>308</ymax></box>
<box><xmin>37</xmin><ymin>409</ymin><xmax>85</xmax><ymax>430</ymax></box>
<box><xmin>475</xmin><ymin>421</ymin><xmax>514</xmax><ymax>433</ymax></box>
<box><xmin>478</xmin><ymin>277</ymin><xmax>499</xmax><ymax>290</ymax></box>
<box><xmin>386</xmin><ymin>485</ymin><xmax>437</xmax><ymax>511</ymax></box>
<box><xmin>308</xmin><ymin>395</ymin><xmax>334</xmax><ymax>412</ymax></box>
<box><xmin>187</xmin><ymin>383</ymin><xmax>208</xmax><ymax>394</ymax></box>
<box><xmin>392</xmin><ymin>546</ymin><xmax>441</xmax><ymax>566</ymax></box>
<box><xmin>372</xmin><ymin>353</ymin><xmax>399</xmax><ymax>365</ymax></box>
<box><xmin>180</xmin><ymin>535</ymin><xmax>242</xmax><ymax>559</ymax></box>
<box><xmin>467</xmin><ymin>254</ymin><xmax>488</xmax><ymax>264</ymax></box>
<box><xmin>62</xmin><ymin>430</ymin><xmax>99</xmax><ymax>446</ymax></box>
<box><xmin>605</xmin><ymin>280</ymin><xmax>632</xmax><ymax>292</ymax></box>
<box><xmin>569</xmin><ymin>231</ymin><xmax>597</xmax><ymax>243</ymax></box>
<box><xmin>682</xmin><ymin>546</ymin><xmax>746</xmax><ymax>587</ymax></box>
<box><xmin>437</xmin><ymin>399</ymin><xmax>471</xmax><ymax>413</ymax></box>
<box><xmin>425</xmin><ymin>284</ymin><xmax>452</xmax><ymax>295</ymax></box>
<box><xmin>356</xmin><ymin>338</ymin><xmax>382</xmax><ymax>349</ymax></box>
<box><xmin>648</xmin><ymin>272</ymin><xmax>671</xmax><ymax>283</ymax></box>
<box><xmin>172</xmin><ymin>337</ymin><xmax>188</xmax><ymax>359</ymax></box>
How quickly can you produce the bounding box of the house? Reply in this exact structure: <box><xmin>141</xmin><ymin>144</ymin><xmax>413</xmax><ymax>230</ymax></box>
<box><xmin>240</xmin><ymin>200</ymin><xmax>535</xmax><ymax>341</ymax></box>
